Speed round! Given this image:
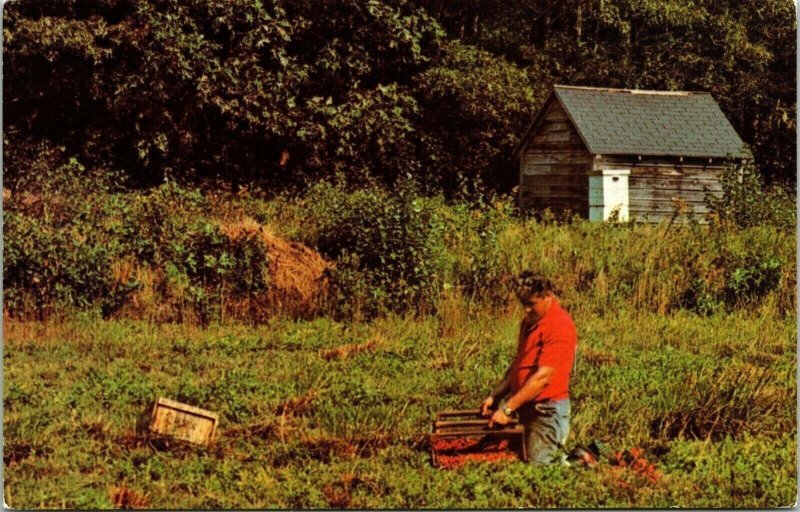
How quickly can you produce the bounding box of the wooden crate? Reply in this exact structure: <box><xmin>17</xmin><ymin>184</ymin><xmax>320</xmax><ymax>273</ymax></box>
<box><xmin>147</xmin><ymin>397</ymin><xmax>219</xmax><ymax>446</ymax></box>
<box><xmin>430</xmin><ymin>409</ymin><xmax>527</xmax><ymax>467</ymax></box>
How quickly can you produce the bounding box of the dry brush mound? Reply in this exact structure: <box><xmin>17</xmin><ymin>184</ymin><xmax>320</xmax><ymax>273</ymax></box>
<box><xmin>220</xmin><ymin>217</ymin><xmax>330</xmax><ymax>321</ymax></box>
<box><xmin>115</xmin><ymin>216</ymin><xmax>330</xmax><ymax>323</ymax></box>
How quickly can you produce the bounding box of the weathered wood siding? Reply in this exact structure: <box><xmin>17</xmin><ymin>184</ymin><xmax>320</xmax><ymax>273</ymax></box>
<box><xmin>593</xmin><ymin>157</ymin><xmax>725</xmax><ymax>223</ymax></box>
<box><xmin>520</xmin><ymin>101</ymin><xmax>591</xmax><ymax>216</ymax></box>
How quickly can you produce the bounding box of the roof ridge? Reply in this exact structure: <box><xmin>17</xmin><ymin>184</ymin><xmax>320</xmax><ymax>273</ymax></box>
<box><xmin>553</xmin><ymin>84</ymin><xmax>709</xmax><ymax>96</ymax></box>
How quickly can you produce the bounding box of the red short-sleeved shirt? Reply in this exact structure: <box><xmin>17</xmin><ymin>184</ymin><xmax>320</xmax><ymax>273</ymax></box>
<box><xmin>510</xmin><ymin>298</ymin><xmax>577</xmax><ymax>402</ymax></box>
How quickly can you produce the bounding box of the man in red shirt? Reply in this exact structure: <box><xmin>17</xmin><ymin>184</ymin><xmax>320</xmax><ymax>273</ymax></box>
<box><xmin>480</xmin><ymin>271</ymin><xmax>577</xmax><ymax>465</ymax></box>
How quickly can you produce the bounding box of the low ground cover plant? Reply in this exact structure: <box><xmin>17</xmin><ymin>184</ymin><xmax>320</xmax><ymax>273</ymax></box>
<box><xmin>3</xmin><ymin>310</ymin><xmax>795</xmax><ymax>508</ymax></box>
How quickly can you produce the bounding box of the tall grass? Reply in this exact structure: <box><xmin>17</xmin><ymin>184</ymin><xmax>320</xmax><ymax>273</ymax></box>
<box><xmin>4</xmin><ymin>178</ymin><xmax>795</xmax><ymax>322</ymax></box>
<box><xmin>256</xmin><ymin>182</ymin><xmax>795</xmax><ymax>320</ymax></box>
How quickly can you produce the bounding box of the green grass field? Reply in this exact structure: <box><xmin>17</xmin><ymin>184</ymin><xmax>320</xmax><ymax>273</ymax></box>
<box><xmin>4</xmin><ymin>306</ymin><xmax>796</xmax><ymax>508</ymax></box>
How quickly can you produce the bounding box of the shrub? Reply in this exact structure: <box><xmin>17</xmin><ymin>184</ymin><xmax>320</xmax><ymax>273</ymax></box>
<box><xmin>677</xmin><ymin>225</ymin><xmax>793</xmax><ymax>314</ymax></box>
<box><xmin>4</xmin><ymin>170</ymin><xmax>795</xmax><ymax>321</ymax></box>
<box><xmin>3</xmin><ymin>209</ymin><xmax>119</xmax><ymax>317</ymax></box>
<box><xmin>706</xmin><ymin>162</ymin><xmax>796</xmax><ymax>230</ymax></box>
<box><xmin>119</xmin><ymin>182</ymin><xmax>270</xmax><ymax>323</ymax></box>
<box><xmin>3</xmin><ymin>158</ymin><xmax>132</xmax><ymax>317</ymax></box>
<box><xmin>120</xmin><ymin>181</ymin><xmax>209</xmax><ymax>265</ymax></box>
<box><xmin>718</xmin><ymin>227</ymin><xmax>790</xmax><ymax>308</ymax></box>
<box><xmin>439</xmin><ymin>197</ymin><xmax>516</xmax><ymax>305</ymax></box>
<box><xmin>296</xmin><ymin>180</ymin><xmax>448</xmax><ymax>318</ymax></box>
<box><xmin>4</xmin><ymin>178</ymin><xmax>271</xmax><ymax>322</ymax></box>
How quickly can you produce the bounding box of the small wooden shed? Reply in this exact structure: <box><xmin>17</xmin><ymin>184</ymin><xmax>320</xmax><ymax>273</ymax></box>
<box><xmin>513</xmin><ymin>85</ymin><xmax>748</xmax><ymax>222</ymax></box>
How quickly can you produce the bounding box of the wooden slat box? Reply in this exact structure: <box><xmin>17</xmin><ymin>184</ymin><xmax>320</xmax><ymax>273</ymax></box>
<box><xmin>430</xmin><ymin>409</ymin><xmax>527</xmax><ymax>467</ymax></box>
<box><xmin>148</xmin><ymin>397</ymin><xmax>219</xmax><ymax>446</ymax></box>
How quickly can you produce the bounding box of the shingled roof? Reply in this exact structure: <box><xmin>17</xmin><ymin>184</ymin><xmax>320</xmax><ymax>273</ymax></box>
<box><xmin>517</xmin><ymin>85</ymin><xmax>748</xmax><ymax>158</ymax></box>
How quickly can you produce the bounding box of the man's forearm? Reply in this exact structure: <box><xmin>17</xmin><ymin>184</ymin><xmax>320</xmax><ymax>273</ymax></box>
<box><xmin>505</xmin><ymin>367</ymin><xmax>553</xmax><ymax>411</ymax></box>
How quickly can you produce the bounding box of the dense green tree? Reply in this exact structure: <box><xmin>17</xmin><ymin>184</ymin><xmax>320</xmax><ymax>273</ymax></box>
<box><xmin>414</xmin><ymin>41</ymin><xmax>539</xmax><ymax>194</ymax></box>
<box><xmin>4</xmin><ymin>0</ymin><xmax>441</xmax><ymax>188</ymax></box>
<box><xmin>3</xmin><ymin>0</ymin><xmax>795</xmax><ymax>191</ymax></box>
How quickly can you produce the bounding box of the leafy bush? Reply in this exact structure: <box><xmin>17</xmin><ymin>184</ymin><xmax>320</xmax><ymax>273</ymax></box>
<box><xmin>707</xmin><ymin>162</ymin><xmax>796</xmax><ymax>230</ymax></box>
<box><xmin>117</xmin><ymin>182</ymin><xmax>270</xmax><ymax>323</ymax></box>
<box><xmin>438</xmin><ymin>197</ymin><xmax>517</xmax><ymax>304</ymax></box>
<box><xmin>677</xmin><ymin>224</ymin><xmax>793</xmax><ymax>314</ymax></box>
<box><xmin>285</xmin><ymin>182</ymin><xmax>522</xmax><ymax>317</ymax></box>
<box><xmin>723</xmin><ymin>256</ymin><xmax>782</xmax><ymax>306</ymax></box>
<box><xmin>4</xmin><ymin>177</ymin><xmax>270</xmax><ymax>322</ymax></box>
<box><xmin>3</xmin><ymin>158</ymin><xmax>131</xmax><ymax>317</ymax></box>
<box><xmin>297</xmin><ymin>180</ymin><xmax>448</xmax><ymax>317</ymax></box>
<box><xmin>5</xmin><ymin>172</ymin><xmax>795</xmax><ymax>320</ymax></box>
<box><xmin>3</xmin><ymin>209</ymin><xmax>118</xmax><ymax>317</ymax></box>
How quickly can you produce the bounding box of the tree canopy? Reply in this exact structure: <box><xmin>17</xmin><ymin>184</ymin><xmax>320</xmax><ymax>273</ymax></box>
<box><xmin>4</xmin><ymin>0</ymin><xmax>796</xmax><ymax>193</ymax></box>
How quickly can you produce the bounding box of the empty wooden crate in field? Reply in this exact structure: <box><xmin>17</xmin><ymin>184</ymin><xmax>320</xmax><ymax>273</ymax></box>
<box><xmin>146</xmin><ymin>397</ymin><xmax>219</xmax><ymax>446</ymax></box>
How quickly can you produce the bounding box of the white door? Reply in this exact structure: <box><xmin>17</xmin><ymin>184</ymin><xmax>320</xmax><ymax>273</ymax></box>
<box><xmin>589</xmin><ymin>169</ymin><xmax>630</xmax><ymax>222</ymax></box>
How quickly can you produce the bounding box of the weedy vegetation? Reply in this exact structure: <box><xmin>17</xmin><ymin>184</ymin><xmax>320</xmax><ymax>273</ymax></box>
<box><xmin>4</xmin><ymin>309</ymin><xmax>796</xmax><ymax>508</ymax></box>
<box><xmin>3</xmin><ymin>172</ymin><xmax>797</xmax><ymax>508</ymax></box>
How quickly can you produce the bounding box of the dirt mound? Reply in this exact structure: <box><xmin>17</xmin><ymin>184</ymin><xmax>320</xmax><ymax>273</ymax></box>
<box><xmin>220</xmin><ymin>217</ymin><xmax>330</xmax><ymax>320</ymax></box>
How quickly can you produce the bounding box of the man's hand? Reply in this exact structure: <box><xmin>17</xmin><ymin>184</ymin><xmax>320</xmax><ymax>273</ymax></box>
<box><xmin>480</xmin><ymin>396</ymin><xmax>494</xmax><ymax>417</ymax></box>
<box><xmin>488</xmin><ymin>408</ymin><xmax>511</xmax><ymax>428</ymax></box>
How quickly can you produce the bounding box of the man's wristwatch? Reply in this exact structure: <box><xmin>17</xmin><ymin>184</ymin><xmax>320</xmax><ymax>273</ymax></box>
<box><xmin>502</xmin><ymin>405</ymin><xmax>514</xmax><ymax>416</ymax></box>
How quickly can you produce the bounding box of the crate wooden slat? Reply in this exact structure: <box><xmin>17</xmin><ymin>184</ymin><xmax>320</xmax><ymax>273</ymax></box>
<box><xmin>434</xmin><ymin>419</ymin><xmax>520</xmax><ymax>429</ymax></box>
<box><xmin>430</xmin><ymin>409</ymin><xmax>527</xmax><ymax>466</ymax></box>
<box><xmin>148</xmin><ymin>397</ymin><xmax>219</xmax><ymax>446</ymax></box>
<box><xmin>435</xmin><ymin>409</ymin><xmax>483</xmax><ymax>418</ymax></box>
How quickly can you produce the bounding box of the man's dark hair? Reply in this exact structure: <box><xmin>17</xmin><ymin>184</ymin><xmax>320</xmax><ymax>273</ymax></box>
<box><xmin>515</xmin><ymin>271</ymin><xmax>554</xmax><ymax>302</ymax></box>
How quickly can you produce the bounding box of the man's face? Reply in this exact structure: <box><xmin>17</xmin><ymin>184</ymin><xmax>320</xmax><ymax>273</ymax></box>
<box><xmin>522</xmin><ymin>292</ymin><xmax>552</xmax><ymax>322</ymax></box>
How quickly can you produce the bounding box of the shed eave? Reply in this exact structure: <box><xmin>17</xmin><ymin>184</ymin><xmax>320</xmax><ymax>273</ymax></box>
<box><xmin>589</xmin><ymin>150</ymin><xmax>747</xmax><ymax>159</ymax></box>
<box><xmin>512</xmin><ymin>90</ymin><xmax>558</xmax><ymax>158</ymax></box>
